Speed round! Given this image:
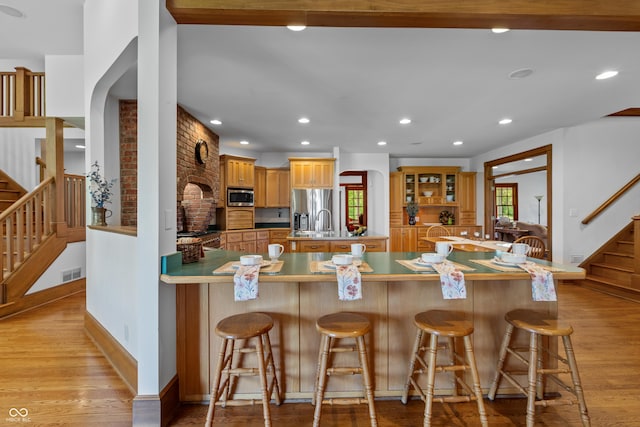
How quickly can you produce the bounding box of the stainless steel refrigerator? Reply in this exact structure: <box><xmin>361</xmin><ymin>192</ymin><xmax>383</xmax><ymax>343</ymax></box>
<box><xmin>291</xmin><ymin>189</ymin><xmax>333</xmax><ymax>231</ymax></box>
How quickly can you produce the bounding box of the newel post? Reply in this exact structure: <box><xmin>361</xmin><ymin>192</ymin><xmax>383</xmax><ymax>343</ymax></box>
<box><xmin>45</xmin><ymin>117</ymin><xmax>67</xmax><ymax>237</ymax></box>
<box><xmin>13</xmin><ymin>67</ymin><xmax>32</xmax><ymax>121</ymax></box>
<box><xmin>632</xmin><ymin>215</ymin><xmax>640</xmax><ymax>289</ymax></box>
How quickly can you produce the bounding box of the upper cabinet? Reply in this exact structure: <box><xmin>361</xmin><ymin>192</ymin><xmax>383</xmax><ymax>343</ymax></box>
<box><xmin>399</xmin><ymin>166</ymin><xmax>460</xmax><ymax>206</ymax></box>
<box><xmin>393</xmin><ymin>166</ymin><xmax>477</xmax><ymax>226</ymax></box>
<box><xmin>221</xmin><ymin>154</ymin><xmax>255</xmax><ymax>188</ymax></box>
<box><xmin>265</xmin><ymin>169</ymin><xmax>290</xmax><ymax>207</ymax></box>
<box><xmin>289</xmin><ymin>158</ymin><xmax>335</xmax><ymax>189</ymax></box>
<box><xmin>254</xmin><ymin>166</ymin><xmax>266</xmax><ymax>207</ymax></box>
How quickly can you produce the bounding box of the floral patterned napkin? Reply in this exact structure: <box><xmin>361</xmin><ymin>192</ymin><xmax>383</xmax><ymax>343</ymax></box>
<box><xmin>432</xmin><ymin>261</ymin><xmax>467</xmax><ymax>299</ymax></box>
<box><xmin>336</xmin><ymin>264</ymin><xmax>362</xmax><ymax>301</ymax></box>
<box><xmin>233</xmin><ymin>265</ymin><xmax>259</xmax><ymax>301</ymax></box>
<box><xmin>519</xmin><ymin>261</ymin><xmax>557</xmax><ymax>301</ymax></box>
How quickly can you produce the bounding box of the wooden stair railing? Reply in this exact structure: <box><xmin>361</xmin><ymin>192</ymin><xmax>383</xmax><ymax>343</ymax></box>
<box><xmin>1</xmin><ymin>177</ymin><xmax>55</xmax><ymax>282</ymax></box>
<box><xmin>582</xmin><ymin>173</ymin><xmax>640</xmax><ymax>225</ymax></box>
<box><xmin>0</xmin><ymin>67</ymin><xmax>46</xmax><ymax>127</ymax></box>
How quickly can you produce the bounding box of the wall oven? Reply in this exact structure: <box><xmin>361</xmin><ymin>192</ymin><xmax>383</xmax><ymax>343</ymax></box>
<box><xmin>227</xmin><ymin>188</ymin><xmax>254</xmax><ymax>207</ymax></box>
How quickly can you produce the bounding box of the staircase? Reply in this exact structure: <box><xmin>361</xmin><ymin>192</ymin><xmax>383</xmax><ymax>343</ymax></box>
<box><xmin>577</xmin><ymin>221</ymin><xmax>640</xmax><ymax>302</ymax></box>
<box><xmin>0</xmin><ymin>172</ymin><xmax>27</xmax><ymax>215</ymax></box>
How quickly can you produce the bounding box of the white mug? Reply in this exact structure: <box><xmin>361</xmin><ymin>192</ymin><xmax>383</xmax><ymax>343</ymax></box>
<box><xmin>435</xmin><ymin>241</ymin><xmax>453</xmax><ymax>257</ymax></box>
<box><xmin>268</xmin><ymin>243</ymin><xmax>285</xmax><ymax>260</ymax></box>
<box><xmin>512</xmin><ymin>243</ymin><xmax>530</xmax><ymax>256</ymax></box>
<box><xmin>351</xmin><ymin>243</ymin><xmax>366</xmax><ymax>257</ymax></box>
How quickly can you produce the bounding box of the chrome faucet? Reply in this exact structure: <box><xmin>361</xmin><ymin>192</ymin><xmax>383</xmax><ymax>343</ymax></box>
<box><xmin>315</xmin><ymin>208</ymin><xmax>332</xmax><ymax>232</ymax></box>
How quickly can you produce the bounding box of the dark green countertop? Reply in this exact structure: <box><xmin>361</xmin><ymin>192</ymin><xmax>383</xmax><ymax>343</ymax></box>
<box><xmin>160</xmin><ymin>250</ymin><xmax>585</xmax><ymax>284</ymax></box>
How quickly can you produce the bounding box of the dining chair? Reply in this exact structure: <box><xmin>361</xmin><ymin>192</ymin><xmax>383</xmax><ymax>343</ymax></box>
<box><xmin>511</xmin><ymin>236</ymin><xmax>546</xmax><ymax>259</ymax></box>
<box><xmin>426</xmin><ymin>225</ymin><xmax>451</xmax><ymax>239</ymax></box>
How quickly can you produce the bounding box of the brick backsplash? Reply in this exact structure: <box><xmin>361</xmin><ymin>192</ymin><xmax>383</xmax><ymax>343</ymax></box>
<box><xmin>119</xmin><ymin>101</ymin><xmax>220</xmax><ymax>230</ymax></box>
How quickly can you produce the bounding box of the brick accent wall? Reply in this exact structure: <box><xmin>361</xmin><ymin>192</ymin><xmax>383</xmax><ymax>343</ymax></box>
<box><xmin>119</xmin><ymin>100</ymin><xmax>138</xmax><ymax>226</ymax></box>
<box><xmin>119</xmin><ymin>102</ymin><xmax>220</xmax><ymax>230</ymax></box>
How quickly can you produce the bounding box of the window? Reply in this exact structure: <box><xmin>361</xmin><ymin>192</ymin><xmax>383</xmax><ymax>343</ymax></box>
<box><xmin>495</xmin><ymin>183</ymin><xmax>518</xmax><ymax>220</ymax></box>
<box><xmin>340</xmin><ymin>171</ymin><xmax>367</xmax><ymax>229</ymax></box>
<box><xmin>346</xmin><ymin>187</ymin><xmax>364</xmax><ymax>226</ymax></box>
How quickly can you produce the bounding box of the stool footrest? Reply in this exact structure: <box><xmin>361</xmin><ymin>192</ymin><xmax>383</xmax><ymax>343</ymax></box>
<box><xmin>330</xmin><ymin>346</ymin><xmax>356</xmax><ymax>353</ymax></box>
<box><xmin>322</xmin><ymin>397</ymin><xmax>369</xmax><ymax>406</ymax></box>
<box><xmin>434</xmin><ymin>395</ymin><xmax>478</xmax><ymax>404</ymax></box>
<box><xmin>225</xmin><ymin>367</ymin><xmax>259</xmax><ymax>375</ymax></box>
<box><xmin>327</xmin><ymin>367</ymin><xmax>363</xmax><ymax>375</ymax></box>
<box><xmin>215</xmin><ymin>399</ymin><xmax>267</xmax><ymax>407</ymax></box>
<box><xmin>535</xmin><ymin>398</ymin><xmax>579</xmax><ymax>408</ymax></box>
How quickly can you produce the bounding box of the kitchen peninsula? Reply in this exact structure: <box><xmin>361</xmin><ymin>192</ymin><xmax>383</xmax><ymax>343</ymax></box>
<box><xmin>161</xmin><ymin>250</ymin><xmax>585</xmax><ymax>403</ymax></box>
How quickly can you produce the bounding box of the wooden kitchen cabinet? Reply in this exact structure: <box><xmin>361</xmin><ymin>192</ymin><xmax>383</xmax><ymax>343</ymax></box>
<box><xmin>222</xmin><ymin>230</ymin><xmax>257</xmax><ymax>253</ymax></box>
<box><xmin>265</xmin><ymin>169</ymin><xmax>290</xmax><ymax>207</ymax></box>
<box><xmin>392</xmin><ymin>166</ymin><xmax>477</xmax><ymax>227</ymax></box>
<box><xmin>255</xmin><ymin>230</ymin><xmax>270</xmax><ymax>254</ymax></box>
<box><xmin>254</xmin><ymin>166</ymin><xmax>266</xmax><ymax>207</ymax></box>
<box><xmin>269</xmin><ymin>229</ymin><xmax>291</xmax><ymax>253</ymax></box>
<box><xmin>295</xmin><ymin>240</ymin><xmax>331</xmax><ymax>253</ymax></box>
<box><xmin>330</xmin><ymin>238</ymin><xmax>387</xmax><ymax>253</ymax></box>
<box><xmin>217</xmin><ymin>208</ymin><xmax>254</xmax><ymax>231</ymax></box>
<box><xmin>389</xmin><ymin>171</ymin><xmax>403</xmax><ymax>226</ymax></box>
<box><xmin>457</xmin><ymin>172</ymin><xmax>477</xmax><ymax>225</ymax></box>
<box><xmin>390</xmin><ymin>226</ymin><xmax>417</xmax><ymax>252</ymax></box>
<box><xmin>289</xmin><ymin>158</ymin><xmax>335</xmax><ymax>188</ymax></box>
<box><xmin>221</xmin><ymin>154</ymin><xmax>255</xmax><ymax>188</ymax></box>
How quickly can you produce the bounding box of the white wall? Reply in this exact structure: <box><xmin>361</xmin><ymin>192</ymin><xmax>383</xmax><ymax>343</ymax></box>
<box><xmin>28</xmin><ymin>242</ymin><xmax>86</xmax><ymax>294</ymax></box>
<box><xmin>83</xmin><ymin>0</ymin><xmax>141</xmax><ymax>369</ymax></box>
<box><xmin>45</xmin><ymin>55</ymin><xmax>84</xmax><ymax>119</ymax></box>
<box><xmin>0</xmin><ymin>59</ymin><xmax>43</xmax><ymax>72</ymax></box>
<box><xmin>496</xmin><ymin>170</ymin><xmax>547</xmax><ymax>225</ymax></box>
<box><xmin>473</xmin><ymin>117</ymin><xmax>640</xmax><ymax>264</ymax></box>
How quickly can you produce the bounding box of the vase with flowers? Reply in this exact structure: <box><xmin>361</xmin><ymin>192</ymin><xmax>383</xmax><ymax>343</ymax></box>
<box><xmin>87</xmin><ymin>161</ymin><xmax>116</xmax><ymax>226</ymax></box>
<box><xmin>406</xmin><ymin>200</ymin><xmax>419</xmax><ymax>226</ymax></box>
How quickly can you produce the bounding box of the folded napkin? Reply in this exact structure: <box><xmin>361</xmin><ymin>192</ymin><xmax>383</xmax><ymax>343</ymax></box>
<box><xmin>432</xmin><ymin>261</ymin><xmax>467</xmax><ymax>299</ymax></box>
<box><xmin>336</xmin><ymin>264</ymin><xmax>362</xmax><ymax>301</ymax></box>
<box><xmin>233</xmin><ymin>265</ymin><xmax>260</xmax><ymax>301</ymax></box>
<box><xmin>520</xmin><ymin>261</ymin><xmax>557</xmax><ymax>301</ymax></box>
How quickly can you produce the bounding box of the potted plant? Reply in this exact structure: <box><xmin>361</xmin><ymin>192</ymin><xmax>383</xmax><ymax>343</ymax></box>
<box><xmin>406</xmin><ymin>200</ymin><xmax>419</xmax><ymax>225</ymax></box>
<box><xmin>87</xmin><ymin>161</ymin><xmax>116</xmax><ymax>225</ymax></box>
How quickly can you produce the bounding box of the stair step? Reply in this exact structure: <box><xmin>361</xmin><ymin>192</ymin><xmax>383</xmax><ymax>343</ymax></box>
<box><xmin>579</xmin><ymin>277</ymin><xmax>640</xmax><ymax>302</ymax></box>
<box><xmin>590</xmin><ymin>263</ymin><xmax>632</xmax><ymax>286</ymax></box>
<box><xmin>602</xmin><ymin>251</ymin><xmax>635</xmax><ymax>269</ymax></box>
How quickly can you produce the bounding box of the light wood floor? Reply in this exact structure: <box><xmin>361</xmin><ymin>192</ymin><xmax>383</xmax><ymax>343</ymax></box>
<box><xmin>1</xmin><ymin>284</ymin><xmax>639</xmax><ymax>426</ymax></box>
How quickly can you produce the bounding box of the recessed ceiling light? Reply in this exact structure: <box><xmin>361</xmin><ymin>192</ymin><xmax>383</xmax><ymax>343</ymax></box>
<box><xmin>210</xmin><ymin>119</ymin><xmax>222</xmax><ymax>125</ymax></box>
<box><xmin>240</xmin><ymin>140</ymin><xmax>249</xmax><ymax>145</ymax></box>
<box><xmin>287</xmin><ymin>25</ymin><xmax>306</xmax><ymax>31</ymax></box>
<box><xmin>453</xmin><ymin>141</ymin><xmax>463</xmax><ymax>146</ymax></box>
<box><xmin>509</xmin><ymin>68</ymin><xmax>534</xmax><ymax>79</ymax></box>
<box><xmin>377</xmin><ymin>141</ymin><xmax>387</xmax><ymax>146</ymax></box>
<box><xmin>595</xmin><ymin>70</ymin><xmax>618</xmax><ymax>80</ymax></box>
<box><xmin>491</xmin><ymin>28</ymin><xmax>510</xmax><ymax>34</ymax></box>
<box><xmin>75</xmin><ymin>144</ymin><xmax>86</xmax><ymax>149</ymax></box>
<box><xmin>301</xmin><ymin>140</ymin><xmax>310</xmax><ymax>145</ymax></box>
<box><xmin>524</xmin><ymin>158</ymin><xmax>533</xmax><ymax>162</ymax></box>
<box><xmin>399</xmin><ymin>118</ymin><xmax>411</xmax><ymax>125</ymax></box>
<box><xmin>298</xmin><ymin>117</ymin><xmax>310</xmax><ymax>124</ymax></box>
<box><xmin>492</xmin><ymin>166</ymin><xmax>499</xmax><ymax>169</ymax></box>
<box><xmin>0</xmin><ymin>5</ymin><xmax>24</xmax><ymax>18</ymax></box>
<box><xmin>499</xmin><ymin>118</ymin><xmax>513</xmax><ymax>125</ymax></box>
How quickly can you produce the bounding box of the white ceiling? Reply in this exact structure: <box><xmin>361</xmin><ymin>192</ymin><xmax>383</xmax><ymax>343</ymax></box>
<box><xmin>3</xmin><ymin>1</ymin><xmax>640</xmax><ymax>159</ymax></box>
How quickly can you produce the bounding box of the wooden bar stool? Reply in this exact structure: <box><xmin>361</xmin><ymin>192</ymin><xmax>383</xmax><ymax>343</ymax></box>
<box><xmin>312</xmin><ymin>312</ymin><xmax>377</xmax><ymax>427</ymax></box>
<box><xmin>488</xmin><ymin>309</ymin><xmax>590</xmax><ymax>426</ymax></box>
<box><xmin>401</xmin><ymin>310</ymin><xmax>488</xmax><ymax>427</ymax></box>
<box><xmin>205</xmin><ymin>312</ymin><xmax>281</xmax><ymax>427</ymax></box>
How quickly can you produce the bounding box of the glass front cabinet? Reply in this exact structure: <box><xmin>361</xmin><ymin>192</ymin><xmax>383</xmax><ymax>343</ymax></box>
<box><xmin>396</xmin><ymin>166</ymin><xmax>476</xmax><ymax>226</ymax></box>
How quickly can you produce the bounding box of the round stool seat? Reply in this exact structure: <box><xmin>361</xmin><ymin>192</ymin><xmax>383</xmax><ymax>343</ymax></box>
<box><xmin>316</xmin><ymin>312</ymin><xmax>371</xmax><ymax>338</ymax></box>
<box><xmin>215</xmin><ymin>312</ymin><xmax>274</xmax><ymax>339</ymax></box>
<box><xmin>414</xmin><ymin>310</ymin><xmax>474</xmax><ymax>337</ymax></box>
<box><xmin>505</xmin><ymin>309</ymin><xmax>573</xmax><ymax>336</ymax></box>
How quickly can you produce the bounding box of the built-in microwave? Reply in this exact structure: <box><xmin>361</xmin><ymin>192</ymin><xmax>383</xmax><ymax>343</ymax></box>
<box><xmin>227</xmin><ymin>188</ymin><xmax>254</xmax><ymax>207</ymax></box>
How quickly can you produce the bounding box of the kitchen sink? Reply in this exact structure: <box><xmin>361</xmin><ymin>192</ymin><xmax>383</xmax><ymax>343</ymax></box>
<box><xmin>294</xmin><ymin>230</ymin><xmax>336</xmax><ymax>237</ymax></box>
